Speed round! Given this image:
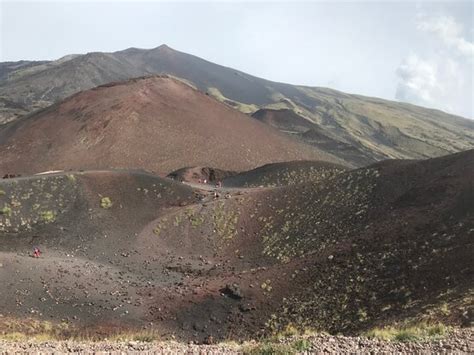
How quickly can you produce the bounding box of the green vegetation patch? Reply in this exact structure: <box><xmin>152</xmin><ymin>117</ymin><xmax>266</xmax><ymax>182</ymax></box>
<box><xmin>40</xmin><ymin>210</ymin><xmax>56</xmax><ymax>223</ymax></box>
<box><xmin>184</xmin><ymin>208</ymin><xmax>205</xmax><ymax>227</ymax></box>
<box><xmin>0</xmin><ymin>205</ymin><xmax>12</xmax><ymax>216</ymax></box>
<box><xmin>259</xmin><ymin>168</ymin><xmax>379</xmax><ymax>263</ymax></box>
<box><xmin>0</xmin><ymin>175</ymin><xmax>80</xmax><ymax>233</ymax></box>
<box><xmin>212</xmin><ymin>201</ymin><xmax>240</xmax><ymax>240</ymax></box>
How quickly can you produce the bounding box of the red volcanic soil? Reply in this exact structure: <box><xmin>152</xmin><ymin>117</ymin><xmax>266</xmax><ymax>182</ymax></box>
<box><xmin>0</xmin><ymin>151</ymin><xmax>472</xmax><ymax>342</ymax></box>
<box><xmin>0</xmin><ymin>76</ymin><xmax>343</xmax><ymax>176</ymax></box>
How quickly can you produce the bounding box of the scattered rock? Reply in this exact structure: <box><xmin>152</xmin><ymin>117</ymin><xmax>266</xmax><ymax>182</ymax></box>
<box><xmin>0</xmin><ymin>328</ymin><xmax>472</xmax><ymax>353</ymax></box>
<box><xmin>220</xmin><ymin>283</ymin><xmax>243</xmax><ymax>300</ymax></box>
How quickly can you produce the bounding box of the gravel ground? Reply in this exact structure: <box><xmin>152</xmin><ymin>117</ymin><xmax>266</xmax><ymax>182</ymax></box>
<box><xmin>0</xmin><ymin>329</ymin><xmax>472</xmax><ymax>354</ymax></box>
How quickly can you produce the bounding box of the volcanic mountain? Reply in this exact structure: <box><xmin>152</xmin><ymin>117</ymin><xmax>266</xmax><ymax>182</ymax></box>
<box><xmin>0</xmin><ymin>76</ymin><xmax>341</xmax><ymax>176</ymax></box>
<box><xmin>1</xmin><ymin>45</ymin><xmax>473</xmax><ymax>166</ymax></box>
<box><xmin>0</xmin><ymin>150</ymin><xmax>472</xmax><ymax>340</ymax></box>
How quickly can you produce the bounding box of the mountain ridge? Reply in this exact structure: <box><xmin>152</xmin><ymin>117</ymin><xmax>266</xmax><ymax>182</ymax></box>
<box><xmin>0</xmin><ymin>44</ymin><xmax>473</xmax><ymax>166</ymax></box>
<box><xmin>0</xmin><ymin>75</ymin><xmax>342</xmax><ymax>176</ymax></box>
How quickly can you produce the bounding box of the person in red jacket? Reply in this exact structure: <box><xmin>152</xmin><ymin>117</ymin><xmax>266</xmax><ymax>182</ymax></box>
<box><xmin>33</xmin><ymin>247</ymin><xmax>41</xmax><ymax>258</ymax></box>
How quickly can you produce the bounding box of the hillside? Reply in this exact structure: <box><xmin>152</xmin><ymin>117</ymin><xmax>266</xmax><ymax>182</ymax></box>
<box><xmin>0</xmin><ymin>151</ymin><xmax>472</xmax><ymax>341</ymax></box>
<box><xmin>0</xmin><ymin>76</ymin><xmax>339</xmax><ymax>176</ymax></box>
<box><xmin>223</xmin><ymin>160</ymin><xmax>347</xmax><ymax>188</ymax></box>
<box><xmin>1</xmin><ymin>45</ymin><xmax>472</xmax><ymax>166</ymax></box>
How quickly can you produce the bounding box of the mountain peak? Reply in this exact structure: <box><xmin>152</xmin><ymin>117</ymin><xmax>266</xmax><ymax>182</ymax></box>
<box><xmin>155</xmin><ymin>44</ymin><xmax>175</xmax><ymax>52</ymax></box>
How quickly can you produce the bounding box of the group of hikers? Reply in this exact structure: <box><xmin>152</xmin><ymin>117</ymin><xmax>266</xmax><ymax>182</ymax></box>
<box><xmin>197</xmin><ymin>178</ymin><xmax>223</xmax><ymax>189</ymax></box>
<box><xmin>192</xmin><ymin>178</ymin><xmax>229</xmax><ymax>200</ymax></box>
<box><xmin>213</xmin><ymin>190</ymin><xmax>231</xmax><ymax>200</ymax></box>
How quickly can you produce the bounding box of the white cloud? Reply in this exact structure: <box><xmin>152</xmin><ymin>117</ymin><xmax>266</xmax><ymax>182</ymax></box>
<box><xmin>396</xmin><ymin>54</ymin><xmax>438</xmax><ymax>105</ymax></box>
<box><xmin>416</xmin><ymin>15</ymin><xmax>474</xmax><ymax>57</ymax></box>
<box><xmin>395</xmin><ymin>14</ymin><xmax>473</xmax><ymax>118</ymax></box>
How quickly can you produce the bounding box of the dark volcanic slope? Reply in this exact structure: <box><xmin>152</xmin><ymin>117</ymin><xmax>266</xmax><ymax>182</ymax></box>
<box><xmin>252</xmin><ymin>108</ymin><xmax>377</xmax><ymax>166</ymax></box>
<box><xmin>253</xmin><ymin>150</ymin><xmax>474</xmax><ymax>334</ymax></box>
<box><xmin>223</xmin><ymin>160</ymin><xmax>347</xmax><ymax>188</ymax></box>
<box><xmin>0</xmin><ymin>151</ymin><xmax>472</xmax><ymax>341</ymax></box>
<box><xmin>1</xmin><ymin>45</ymin><xmax>472</xmax><ymax>165</ymax></box>
<box><xmin>0</xmin><ymin>76</ymin><xmax>341</xmax><ymax>176</ymax></box>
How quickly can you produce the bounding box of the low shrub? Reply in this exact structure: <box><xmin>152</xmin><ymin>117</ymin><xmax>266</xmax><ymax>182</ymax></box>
<box><xmin>0</xmin><ymin>206</ymin><xmax>11</xmax><ymax>216</ymax></box>
<box><xmin>40</xmin><ymin>210</ymin><xmax>56</xmax><ymax>223</ymax></box>
<box><xmin>100</xmin><ymin>197</ymin><xmax>113</xmax><ymax>209</ymax></box>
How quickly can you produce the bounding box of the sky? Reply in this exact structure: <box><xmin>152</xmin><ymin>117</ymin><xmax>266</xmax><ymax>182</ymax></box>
<box><xmin>0</xmin><ymin>0</ymin><xmax>473</xmax><ymax>118</ymax></box>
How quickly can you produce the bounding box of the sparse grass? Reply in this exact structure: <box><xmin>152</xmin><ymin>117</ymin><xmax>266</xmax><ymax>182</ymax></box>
<box><xmin>67</xmin><ymin>174</ymin><xmax>76</xmax><ymax>182</ymax></box>
<box><xmin>291</xmin><ymin>338</ymin><xmax>311</xmax><ymax>352</ymax></box>
<box><xmin>0</xmin><ymin>205</ymin><xmax>12</xmax><ymax>216</ymax></box>
<box><xmin>212</xmin><ymin>202</ymin><xmax>240</xmax><ymax>240</ymax></box>
<box><xmin>108</xmin><ymin>330</ymin><xmax>160</xmax><ymax>342</ymax></box>
<box><xmin>0</xmin><ymin>332</ymin><xmax>61</xmax><ymax>342</ymax></box>
<box><xmin>40</xmin><ymin>210</ymin><xmax>56</xmax><ymax>223</ymax></box>
<box><xmin>0</xmin><ymin>189</ymin><xmax>5</xmax><ymax>196</ymax></box>
<box><xmin>0</xmin><ymin>318</ymin><xmax>162</xmax><ymax>343</ymax></box>
<box><xmin>173</xmin><ymin>214</ymin><xmax>182</xmax><ymax>227</ymax></box>
<box><xmin>191</xmin><ymin>215</ymin><xmax>204</xmax><ymax>227</ymax></box>
<box><xmin>184</xmin><ymin>208</ymin><xmax>205</xmax><ymax>227</ymax></box>
<box><xmin>100</xmin><ymin>197</ymin><xmax>113</xmax><ymax>209</ymax></box>
<box><xmin>276</xmin><ymin>324</ymin><xmax>299</xmax><ymax>338</ymax></box>
<box><xmin>244</xmin><ymin>342</ymin><xmax>296</xmax><ymax>355</ymax></box>
<box><xmin>0</xmin><ymin>318</ymin><xmax>69</xmax><ymax>341</ymax></box>
<box><xmin>0</xmin><ymin>330</ymin><xmax>160</xmax><ymax>343</ymax></box>
<box><xmin>270</xmin><ymin>324</ymin><xmax>322</xmax><ymax>341</ymax></box>
<box><xmin>0</xmin><ymin>332</ymin><xmax>28</xmax><ymax>341</ymax></box>
<box><xmin>364</xmin><ymin>322</ymin><xmax>450</xmax><ymax>342</ymax></box>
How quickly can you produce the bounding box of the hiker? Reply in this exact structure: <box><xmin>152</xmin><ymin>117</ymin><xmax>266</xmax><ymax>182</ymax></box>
<box><xmin>213</xmin><ymin>191</ymin><xmax>219</xmax><ymax>199</ymax></box>
<box><xmin>203</xmin><ymin>179</ymin><xmax>207</xmax><ymax>184</ymax></box>
<box><xmin>33</xmin><ymin>247</ymin><xmax>41</xmax><ymax>258</ymax></box>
